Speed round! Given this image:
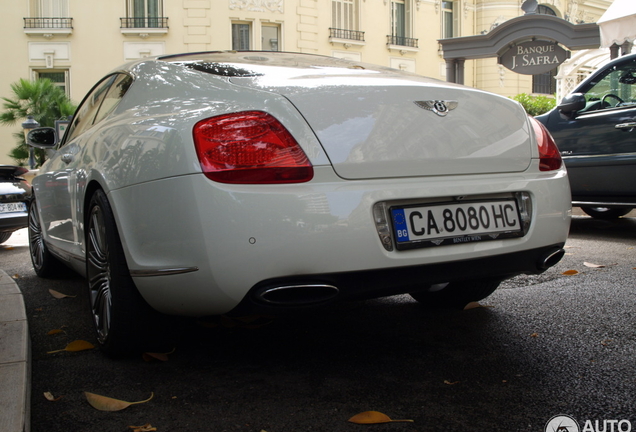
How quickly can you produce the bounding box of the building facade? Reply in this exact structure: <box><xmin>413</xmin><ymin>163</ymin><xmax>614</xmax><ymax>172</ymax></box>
<box><xmin>0</xmin><ymin>0</ymin><xmax>611</xmax><ymax>164</ymax></box>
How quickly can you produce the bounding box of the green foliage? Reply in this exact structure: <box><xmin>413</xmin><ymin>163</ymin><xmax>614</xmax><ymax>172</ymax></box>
<box><xmin>0</xmin><ymin>78</ymin><xmax>76</xmax><ymax>166</ymax></box>
<box><xmin>511</xmin><ymin>93</ymin><xmax>556</xmax><ymax>117</ymax></box>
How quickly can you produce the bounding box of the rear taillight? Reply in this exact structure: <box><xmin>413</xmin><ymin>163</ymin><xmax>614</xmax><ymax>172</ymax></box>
<box><xmin>529</xmin><ymin>116</ymin><xmax>562</xmax><ymax>172</ymax></box>
<box><xmin>193</xmin><ymin>111</ymin><xmax>314</xmax><ymax>184</ymax></box>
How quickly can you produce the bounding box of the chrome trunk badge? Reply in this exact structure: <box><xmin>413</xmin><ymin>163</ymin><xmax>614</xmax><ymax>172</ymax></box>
<box><xmin>414</xmin><ymin>100</ymin><xmax>458</xmax><ymax>117</ymax></box>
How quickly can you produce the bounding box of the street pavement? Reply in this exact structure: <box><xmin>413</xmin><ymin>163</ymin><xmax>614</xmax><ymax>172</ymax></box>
<box><xmin>1</xmin><ymin>211</ymin><xmax>635</xmax><ymax>431</ymax></box>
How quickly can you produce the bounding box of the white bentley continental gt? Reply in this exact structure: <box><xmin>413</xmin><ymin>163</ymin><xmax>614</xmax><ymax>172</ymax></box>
<box><xmin>26</xmin><ymin>52</ymin><xmax>571</xmax><ymax>356</ymax></box>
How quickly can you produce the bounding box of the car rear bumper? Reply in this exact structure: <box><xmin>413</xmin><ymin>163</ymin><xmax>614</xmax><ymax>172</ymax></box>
<box><xmin>231</xmin><ymin>242</ymin><xmax>565</xmax><ymax>314</ymax></box>
<box><xmin>0</xmin><ymin>214</ymin><xmax>28</xmax><ymax>232</ymax></box>
<box><xmin>110</xmin><ymin>165</ymin><xmax>571</xmax><ymax>316</ymax></box>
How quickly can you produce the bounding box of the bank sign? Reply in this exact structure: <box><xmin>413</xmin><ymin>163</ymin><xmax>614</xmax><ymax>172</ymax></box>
<box><xmin>499</xmin><ymin>40</ymin><xmax>570</xmax><ymax>75</ymax></box>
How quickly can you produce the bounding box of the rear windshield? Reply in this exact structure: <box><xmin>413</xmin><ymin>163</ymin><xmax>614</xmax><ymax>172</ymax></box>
<box><xmin>160</xmin><ymin>51</ymin><xmax>379</xmax><ymax>78</ymax></box>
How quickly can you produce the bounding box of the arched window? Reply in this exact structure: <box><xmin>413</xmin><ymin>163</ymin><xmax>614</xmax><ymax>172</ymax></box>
<box><xmin>537</xmin><ymin>5</ymin><xmax>557</xmax><ymax>16</ymax></box>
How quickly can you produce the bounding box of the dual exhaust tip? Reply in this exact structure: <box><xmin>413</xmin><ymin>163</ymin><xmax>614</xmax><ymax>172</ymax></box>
<box><xmin>254</xmin><ymin>247</ymin><xmax>565</xmax><ymax>307</ymax></box>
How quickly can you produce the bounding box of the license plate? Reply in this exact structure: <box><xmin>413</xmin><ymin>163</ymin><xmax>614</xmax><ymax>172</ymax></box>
<box><xmin>0</xmin><ymin>202</ymin><xmax>27</xmax><ymax>214</ymax></box>
<box><xmin>391</xmin><ymin>199</ymin><xmax>524</xmax><ymax>250</ymax></box>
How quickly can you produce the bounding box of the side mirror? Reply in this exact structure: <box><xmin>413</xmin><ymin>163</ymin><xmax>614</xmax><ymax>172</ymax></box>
<box><xmin>557</xmin><ymin>93</ymin><xmax>586</xmax><ymax>117</ymax></box>
<box><xmin>27</xmin><ymin>127</ymin><xmax>58</xmax><ymax>149</ymax></box>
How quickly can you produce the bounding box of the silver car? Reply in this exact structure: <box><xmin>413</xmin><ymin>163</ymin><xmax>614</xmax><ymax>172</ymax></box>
<box><xmin>27</xmin><ymin>52</ymin><xmax>571</xmax><ymax>356</ymax></box>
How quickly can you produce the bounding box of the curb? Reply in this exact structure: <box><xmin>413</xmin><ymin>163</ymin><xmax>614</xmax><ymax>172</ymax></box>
<box><xmin>0</xmin><ymin>270</ymin><xmax>31</xmax><ymax>432</ymax></box>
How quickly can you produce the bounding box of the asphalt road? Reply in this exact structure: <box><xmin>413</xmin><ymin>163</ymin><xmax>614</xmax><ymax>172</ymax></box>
<box><xmin>2</xmin><ymin>211</ymin><xmax>635</xmax><ymax>432</ymax></box>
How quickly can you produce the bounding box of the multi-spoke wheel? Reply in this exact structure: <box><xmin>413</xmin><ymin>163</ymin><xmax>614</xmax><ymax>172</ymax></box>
<box><xmin>86</xmin><ymin>189</ymin><xmax>162</xmax><ymax>356</ymax></box>
<box><xmin>409</xmin><ymin>279</ymin><xmax>501</xmax><ymax>309</ymax></box>
<box><xmin>580</xmin><ymin>206</ymin><xmax>633</xmax><ymax>220</ymax></box>
<box><xmin>28</xmin><ymin>198</ymin><xmax>60</xmax><ymax>277</ymax></box>
<box><xmin>0</xmin><ymin>232</ymin><xmax>11</xmax><ymax>244</ymax></box>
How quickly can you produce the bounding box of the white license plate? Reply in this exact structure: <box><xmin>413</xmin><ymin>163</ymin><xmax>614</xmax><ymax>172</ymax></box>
<box><xmin>0</xmin><ymin>202</ymin><xmax>27</xmax><ymax>214</ymax></box>
<box><xmin>391</xmin><ymin>199</ymin><xmax>523</xmax><ymax>250</ymax></box>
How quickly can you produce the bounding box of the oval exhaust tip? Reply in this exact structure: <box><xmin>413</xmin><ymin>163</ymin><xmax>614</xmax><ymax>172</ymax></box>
<box><xmin>539</xmin><ymin>248</ymin><xmax>565</xmax><ymax>270</ymax></box>
<box><xmin>256</xmin><ymin>284</ymin><xmax>339</xmax><ymax>307</ymax></box>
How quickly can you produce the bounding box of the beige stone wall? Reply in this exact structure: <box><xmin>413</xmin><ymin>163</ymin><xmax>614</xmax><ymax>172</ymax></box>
<box><xmin>0</xmin><ymin>0</ymin><xmax>611</xmax><ymax>165</ymax></box>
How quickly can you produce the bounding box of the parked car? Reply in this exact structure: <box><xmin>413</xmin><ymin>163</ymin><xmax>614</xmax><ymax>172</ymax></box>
<box><xmin>0</xmin><ymin>165</ymin><xmax>32</xmax><ymax>244</ymax></box>
<box><xmin>536</xmin><ymin>53</ymin><xmax>636</xmax><ymax>219</ymax></box>
<box><xmin>27</xmin><ymin>51</ymin><xmax>571</xmax><ymax>356</ymax></box>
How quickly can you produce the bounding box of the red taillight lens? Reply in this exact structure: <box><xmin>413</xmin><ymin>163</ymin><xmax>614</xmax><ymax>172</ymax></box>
<box><xmin>529</xmin><ymin>116</ymin><xmax>562</xmax><ymax>172</ymax></box>
<box><xmin>193</xmin><ymin>111</ymin><xmax>314</xmax><ymax>184</ymax></box>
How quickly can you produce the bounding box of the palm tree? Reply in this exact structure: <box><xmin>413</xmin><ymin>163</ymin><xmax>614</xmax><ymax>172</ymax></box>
<box><xmin>0</xmin><ymin>78</ymin><xmax>76</xmax><ymax>166</ymax></box>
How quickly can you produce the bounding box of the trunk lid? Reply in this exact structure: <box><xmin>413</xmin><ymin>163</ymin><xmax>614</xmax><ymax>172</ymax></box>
<box><xmin>229</xmin><ymin>66</ymin><xmax>533</xmax><ymax>180</ymax></box>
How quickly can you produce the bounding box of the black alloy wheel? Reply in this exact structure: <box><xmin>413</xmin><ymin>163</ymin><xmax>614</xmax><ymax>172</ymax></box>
<box><xmin>86</xmin><ymin>189</ymin><xmax>162</xmax><ymax>356</ymax></box>
<box><xmin>28</xmin><ymin>198</ymin><xmax>60</xmax><ymax>277</ymax></box>
<box><xmin>580</xmin><ymin>206</ymin><xmax>633</xmax><ymax>220</ymax></box>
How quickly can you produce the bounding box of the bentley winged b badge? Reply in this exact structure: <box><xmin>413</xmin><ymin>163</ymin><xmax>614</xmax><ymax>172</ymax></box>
<box><xmin>414</xmin><ymin>100</ymin><xmax>458</xmax><ymax>117</ymax></box>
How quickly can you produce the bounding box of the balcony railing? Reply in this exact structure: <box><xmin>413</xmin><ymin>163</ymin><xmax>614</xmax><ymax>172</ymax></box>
<box><xmin>387</xmin><ymin>35</ymin><xmax>418</xmax><ymax>48</ymax></box>
<box><xmin>120</xmin><ymin>17</ymin><xmax>169</xmax><ymax>29</ymax></box>
<box><xmin>329</xmin><ymin>28</ymin><xmax>365</xmax><ymax>42</ymax></box>
<box><xmin>23</xmin><ymin>17</ymin><xmax>73</xmax><ymax>29</ymax></box>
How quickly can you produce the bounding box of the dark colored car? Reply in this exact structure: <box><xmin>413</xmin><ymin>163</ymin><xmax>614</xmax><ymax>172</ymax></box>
<box><xmin>536</xmin><ymin>53</ymin><xmax>636</xmax><ymax>219</ymax></box>
<box><xmin>0</xmin><ymin>165</ymin><xmax>32</xmax><ymax>244</ymax></box>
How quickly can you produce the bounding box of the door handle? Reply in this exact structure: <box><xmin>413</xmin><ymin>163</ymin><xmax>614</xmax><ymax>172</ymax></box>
<box><xmin>61</xmin><ymin>153</ymin><xmax>74</xmax><ymax>164</ymax></box>
<box><xmin>615</xmin><ymin>122</ymin><xmax>636</xmax><ymax>130</ymax></box>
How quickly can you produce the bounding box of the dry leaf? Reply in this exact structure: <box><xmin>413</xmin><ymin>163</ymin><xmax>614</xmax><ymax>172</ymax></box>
<box><xmin>463</xmin><ymin>302</ymin><xmax>494</xmax><ymax>310</ymax></box>
<box><xmin>601</xmin><ymin>339</ymin><xmax>613</xmax><ymax>346</ymax></box>
<box><xmin>47</xmin><ymin>340</ymin><xmax>95</xmax><ymax>354</ymax></box>
<box><xmin>584</xmin><ymin>262</ymin><xmax>605</xmax><ymax>268</ymax></box>
<box><xmin>43</xmin><ymin>392</ymin><xmax>62</xmax><ymax>401</ymax></box>
<box><xmin>530</xmin><ymin>332</ymin><xmax>539</xmax><ymax>338</ymax></box>
<box><xmin>348</xmin><ymin>411</ymin><xmax>414</xmax><ymax>424</ymax></box>
<box><xmin>48</xmin><ymin>289</ymin><xmax>76</xmax><ymax>299</ymax></box>
<box><xmin>143</xmin><ymin>352</ymin><xmax>169</xmax><ymax>362</ymax></box>
<box><xmin>12</xmin><ymin>274</ymin><xmax>20</xmax><ymax>279</ymax></box>
<box><xmin>129</xmin><ymin>424</ymin><xmax>157</xmax><ymax>432</ymax></box>
<box><xmin>444</xmin><ymin>380</ymin><xmax>460</xmax><ymax>385</ymax></box>
<box><xmin>142</xmin><ymin>348</ymin><xmax>175</xmax><ymax>362</ymax></box>
<box><xmin>562</xmin><ymin>270</ymin><xmax>579</xmax><ymax>276</ymax></box>
<box><xmin>47</xmin><ymin>329</ymin><xmax>65</xmax><ymax>335</ymax></box>
<box><xmin>85</xmin><ymin>392</ymin><xmax>154</xmax><ymax>412</ymax></box>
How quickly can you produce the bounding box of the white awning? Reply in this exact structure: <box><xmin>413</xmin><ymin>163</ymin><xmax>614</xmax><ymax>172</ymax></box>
<box><xmin>597</xmin><ymin>0</ymin><xmax>636</xmax><ymax>48</ymax></box>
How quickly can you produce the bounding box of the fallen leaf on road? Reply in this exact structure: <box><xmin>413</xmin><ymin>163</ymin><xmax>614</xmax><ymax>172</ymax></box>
<box><xmin>584</xmin><ymin>262</ymin><xmax>605</xmax><ymax>268</ymax></box>
<box><xmin>530</xmin><ymin>333</ymin><xmax>539</xmax><ymax>338</ymax></box>
<box><xmin>43</xmin><ymin>392</ymin><xmax>62</xmax><ymax>401</ymax></box>
<box><xmin>85</xmin><ymin>392</ymin><xmax>154</xmax><ymax>411</ymax></box>
<box><xmin>47</xmin><ymin>340</ymin><xmax>95</xmax><ymax>354</ymax></box>
<box><xmin>562</xmin><ymin>270</ymin><xmax>579</xmax><ymax>276</ymax></box>
<box><xmin>129</xmin><ymin>424</ymin><xmax>157</xmax><ymax>431</ymax></box>
<box><xmin>348</xmin><ymin>411</ymin><xmax>414</xmax><ymax>424</ymax></box>
<box><xmin>464</xmin><ymin>302</ymin><xmax>494</xmax><ymax>310</ymax></box>
<box><xmin>48</xmin><ymin>289</ymin><xmax>76</xmax><ymax>299</ymax></box>
<box><xmin>444</xmin><ymin>380</ymin><xmax>460</xmax><ymax>385</ymax></box>
<box><xmin>142</xmin><ymin>348</ymin><xmax>176</xmax><ymax>362</ymax></box>
<box><xmin>47</xmin><ymin>329</ymin><xmax>65</xmax><ymax>335</ymax></box>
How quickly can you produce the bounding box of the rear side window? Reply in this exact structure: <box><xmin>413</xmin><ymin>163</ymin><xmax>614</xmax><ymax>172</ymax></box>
<box><xmin>92</xmin><ymin>74</ymin><xmax>133</xmax><ymax>125</ymax></box>
<box><xmin>63</xmin><ymin>73</ymin><xmax>133</xmax><ymax>145</ymax></box>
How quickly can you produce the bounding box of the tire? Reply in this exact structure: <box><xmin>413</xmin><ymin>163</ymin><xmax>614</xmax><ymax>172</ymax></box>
<box><xmin>409</xmin><ymin>279</ymin><xmax>501</xmax><ymax>310</ymax></box>
<box><xmin>86</xmin><ymin>189</ymin><xmax>167</xmax><ymax>357</ymax></box>
<box><xmin>0</xmin><ymin>232</ymin><xmax>11</xmax><ymax>244</ymax></box>
<box><xmin>580</xmin><ymin>206</ymin><xmax>633</xmax><ymax>220</ymax></box>
<box><xmin>28</xmin><ymin>198</ymin><xmax>62</xmax><ymax>277</ymax></box>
